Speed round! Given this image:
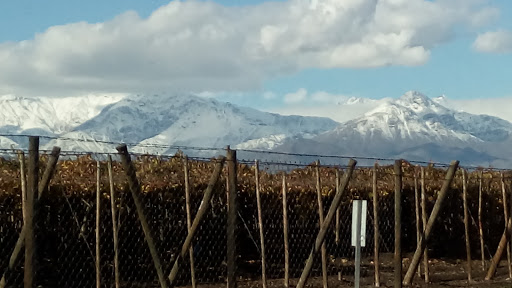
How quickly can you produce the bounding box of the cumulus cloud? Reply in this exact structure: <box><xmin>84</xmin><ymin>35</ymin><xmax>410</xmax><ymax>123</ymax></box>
<box><xmin>0</xmin><ymin>0</ymin><xmax>499</xmax><ymax>96</ymax></box>
<box><xmin>473</xmin><ymin>30</ymin><xmax>512</xmax><ymax>53</ymax></box>
<box><xmin>437</xmin><ymin>96</ymin><xmax>512</xmax><ymax>123</ymax></box>
<box><xmin>266</xmin><ymin>88</ymin><xmax>387</xmax><ymax>122</ymax></box>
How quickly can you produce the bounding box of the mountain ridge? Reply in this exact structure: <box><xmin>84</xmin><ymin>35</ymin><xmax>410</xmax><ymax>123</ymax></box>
<box><xmin>276</xmin><ymin>91</ymin><xmax>512</xmax><ymax>166</ymax></box>
<box><xmin>0</xmin><ymin>91</ymin><xmax>510</xmax><ymax>167</ymax></box>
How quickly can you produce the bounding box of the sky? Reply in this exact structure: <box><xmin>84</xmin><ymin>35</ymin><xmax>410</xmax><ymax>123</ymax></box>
<box><xmin>1</xmin><ymin>0</ymin><xmax>512</xmax><ymax>120</ymax></box>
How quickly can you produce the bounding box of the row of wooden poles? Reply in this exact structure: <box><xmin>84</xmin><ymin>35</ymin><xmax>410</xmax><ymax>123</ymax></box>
<box><xmin>2</xmin><ymin>136</ymin><xmax>512</xmax><ymax>288</ymax></box>
<box><xmin>0</xmin><ymin>136</ymin><xmax>236</xmax><ymax>288</ymax></box>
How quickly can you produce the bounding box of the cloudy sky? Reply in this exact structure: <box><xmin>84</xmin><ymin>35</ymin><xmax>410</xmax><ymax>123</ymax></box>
<box><xmin>1</xmin><ymin>0</ymin><xmax>511</xmax><ymax>120</ymax></box>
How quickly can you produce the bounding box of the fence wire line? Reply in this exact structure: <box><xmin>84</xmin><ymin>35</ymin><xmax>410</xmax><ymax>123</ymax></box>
<box><xmin>1</xmin><ymin>148</ymin><xmax>512</xmax><ymax>287</ymax></box>
<box><xmin>1</xmin><ymin>133</ymin><xmax>500</xmax><ymax>170</ymax></box>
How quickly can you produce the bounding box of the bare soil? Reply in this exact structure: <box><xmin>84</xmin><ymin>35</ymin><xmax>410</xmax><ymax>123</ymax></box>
<box><xmin>211</xmin><ymin>253</ymin><xmax>512</xmax><ymax>288</ymax></box>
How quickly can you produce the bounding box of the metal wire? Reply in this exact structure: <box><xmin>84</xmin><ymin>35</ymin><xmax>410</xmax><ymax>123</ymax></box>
<box><xmin>1</xmin><ymin>136</ymin><xmax>512</xmax><ymax>287</ymax></box>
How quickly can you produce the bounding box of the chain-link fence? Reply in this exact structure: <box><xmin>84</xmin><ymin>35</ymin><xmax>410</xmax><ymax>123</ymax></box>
<box><xmin>2</xmin><ymin>144</ymin><xmax>512</xmax><ymax>287</ymax></box>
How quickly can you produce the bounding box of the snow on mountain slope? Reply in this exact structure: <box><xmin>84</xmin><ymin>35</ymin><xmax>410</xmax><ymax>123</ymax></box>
<box><xmin>275</xmin><ymin>91</ymin><xmax>512</xmax><ymax>166</ymax></box>
<box><xmin>42</xmin><ymin>93</ymin><xmax>339</xmax><ymax>153</ymax></box>
<box><xmin>0</xmin><ymin>94</ymin><xmax>125</xmax><ymax>135</ymax></box>
<box><xmin>2</xmin><ymin>90</ymin><xmax>512</xmax><ymax>167</ymax></box>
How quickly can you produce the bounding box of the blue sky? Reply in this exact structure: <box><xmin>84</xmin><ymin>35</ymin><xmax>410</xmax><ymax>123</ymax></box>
<box><xmin>1</xmin><ymin>0</ymin><xmax>512</xmax><ymax>114</ymax></box>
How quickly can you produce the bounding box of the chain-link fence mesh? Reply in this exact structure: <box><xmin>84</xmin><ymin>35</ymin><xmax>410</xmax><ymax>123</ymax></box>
<box><xmin>0</xmin><ymin>154</ymin><xmax>24</xmax><ymax>288</ymax></box>
<box><xmin>2</xmin><ymin>148</ymin><xmax>512</xmax><ymax>287</ymax></box>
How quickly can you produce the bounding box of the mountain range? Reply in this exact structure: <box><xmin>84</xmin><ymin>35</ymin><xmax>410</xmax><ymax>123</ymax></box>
<box><xmin>0</xmin><ymin>91</ymin><xmax>510</xmax><ymax>167</ymax></box>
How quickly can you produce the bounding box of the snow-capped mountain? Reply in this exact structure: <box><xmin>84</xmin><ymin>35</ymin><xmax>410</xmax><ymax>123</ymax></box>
<box><xmin>0</xmin><ymin>93</ymin><xmax>338</xmax><ymax>154</ymax></box>
<box><xmin>1</xmin><ymin>91</ymin><xmax>511</xmax><ymax>167</ymax></box>
<box><xmin>0</xmin><ymin>94</ymin><xmax>123</xmax><ymax>135</ymax></box>
<box><xmin>275</xmin><ymin>91</ymin><xmax>512</xmax><ymax>166</ymax></box>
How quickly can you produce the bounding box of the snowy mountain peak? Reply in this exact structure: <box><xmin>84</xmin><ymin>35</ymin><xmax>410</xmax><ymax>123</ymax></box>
<box><xmin>389</xmin><ymin>90</ymin><xmax>448</xmax><ymax>116</ymax></box>
<box><xmin>285</xmin><ymin>91</ymin><xmax>512</xmax><ymax>166</ymax></box>
<box><xmin>434</xmin><ymin>94</ymin><xmax>447</xmax><ymax>102</ymax></box>
<box><xmin>400</xmin><ymin>90</ymin><xmax>429</xmax><ymax>101</ymax></box>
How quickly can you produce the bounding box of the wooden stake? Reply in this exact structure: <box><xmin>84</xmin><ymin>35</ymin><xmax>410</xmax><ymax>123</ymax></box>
<box><xmin>462</xmin><ymin>169</ymin><xmax>472</xmax><ymax>282</ymax></box>
<box><xmin>19</xmin><ymin>151</ymin><xmax>27</xmax><ymax>222</ymax></box>
<box><xmin>107</xmin><ymin>156</ymin><xmax>120</xmax><ymax>288</ymax></box>
<box><xmin>420</xmin><ymin>167</ymin><xmax>429</xmax><ymax>283</ymax></box>
<box><xmin>25</xmin><ymin>136</ymin><xmax>39</xmax><ymax>288</ymax></box>
<box><xmin>486</xmin><ymin>216</ymin><xmax>512</xmax><ymax>280</ymax></box>
<box><xmin>478</xmin><ymin>171</ymin><xmax>485</xmax><ymax>270</ymax></box>
<box><xmin>183</xmin><ymin>156</ymin><xmax>197</xmax><ymax>288</ymax></box>
<box><xmin>96</xmin><ymin>161</ymin><xmax>101</xmax><ymax>288</ymax></box>
<box><xmin>501</xmin><ymin>172</ymin><xmax>512</xmax><ymax>279</ymax></box>
<box><xmin>373</xmin><ymin>163</ymin><xmax>380</xmax><ymax>287</ymax></box>
<box><xmin>226</xmin><ymin>147</ymin><xmax>238</xmax><ymax>288</ymax></box>
<box><xmin>394</xmin><ymin>160</ymin><xmax>402</xmax><ymax>288</ymax></box>
<box><xmin>0</xmin><ymin>146</ymin><xmax>61</xmax><ymax>288</ymax></box>
<box><xmin>168</xmin><ymin>156</ymin><xmax>226</xmax><ymax>286</ymax></box>
<box><xmin>296</xmin><ymin>159</ymin><xmax>357</xmax><ymax>288</ymax></box>
<box><xmin>315</xmin><ymin>161</ymin><xmax>328</xmax><ymax>288</ymax></box>
<box><xmin>282</xmin><ymin>172</ymin><xmax>290</xmax><ymax>288</ymax></box>
<box><xmin>336</xmin><ymin>170</ymin><xmax>341</xmax><ymax>282</ymax></box>
<box><xmin>402</xmin><ymin>160</ymin><xmax>460</xmax><ymax>285</ymax></box>
<box><xmin>509</xmin><ymin>172</ymin><xmax>512</xmax><ymax>276</ymax></box>
<box><xmin>38</xmin><ymin>147</ymin><xmax>61</xmax><ymax>200</ymax></box>
<box><xmin>414</xmin><ymin>167</ymin><xmax>421</xmax><ymax>278</ymax></box>
<box><xmin>255</xmin><ymin>160</ymin><xmax>267</xmax><ymax>288</ymax></box>
<box><xmin>117</xmin><ymin>144</ymin><xmax>168</xmax><ymax>288</ymax></box>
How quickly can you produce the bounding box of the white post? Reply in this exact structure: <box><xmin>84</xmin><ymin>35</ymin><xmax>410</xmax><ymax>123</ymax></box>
<box><xmin>352</xmin><ymin>200</ymin><xmax>367</xmax><ymax>288</ymax></box>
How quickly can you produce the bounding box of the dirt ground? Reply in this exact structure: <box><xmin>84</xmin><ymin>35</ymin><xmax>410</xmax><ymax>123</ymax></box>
<box><xmin>231</xmin><ymin>253</ymin><xmax>512</xmax><ymax>288</ymax></box>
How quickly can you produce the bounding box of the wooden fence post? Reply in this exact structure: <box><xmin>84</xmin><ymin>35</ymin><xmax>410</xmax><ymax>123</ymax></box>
<box><xmin>394</xmin><ymin>160</ymin><xmax>402</xmax><ymax>288</ymax></box>
<box><xmin>462</xmin><ymin>169</ymin><xmax>472</xmax><ymax>282</ymax></box>
<box><xmin>509</xmin><ymin>172</ymin><xmax>512</xmax><ymax>276</ymax></box>
<box><xmin>373</xmin><ymin>163</ymin><xmax>380</xmax><ymax>287</ymax></box>
<box><xmin>486</xmin><ymin>216</ymin><xmax>512</xmax><ymax>279</ymax></box>
<box><xmin>116</xmin><ymin>144</ymin><xmax>168</xmax><ymax>288</ymax></box>
<box><xmin>478</xmin><ymin>171</ymin><xmax>486</xmax><ymax>271</ymax></box>
<box><xmin>0</xmin><ymin>146</ymin><xmax>61</xmax><ymax>288</ymax></box>
<box><xmin>19</xmin><ymin>152</ymin><xmax>27</xmax><ymax>221</ymax></box>
<box><xmin>335</xmin><ymin>170</ymin><xmax>342</xmax><ymax>282</ymax></box>
<box><xmin>255</xmin><ymin>160</ymin><xmax>267</xmax><ymax>288</ymax></box>
<box><xmin>296</xmin><ymin>159</ymin><xmax>357</xmax><ymax>288</ymax></box>
<box><xmin>486</xmin><ymin>174</ymin><xmax>512</xmax><ymax>280</ymax></box>
<box><xmin>414</xmin><ymin>167</ymin><xmax>421</xmax><ymax>278</ymax></box>
<box><xmin>38</xmin><ymin>147</ymin><xmax>61</xmax><ymax>199</ymax></box>
<box><xmin>25</xmin><ymin>136</ymin><xmax>39</xmax><ymax>288</ymax></box>
<box><xmin>420</xmin><ymin>167</ymin><xmax>429</xmax><ymax>283</ymax></box>
<box><xmin>96</xmin><ymin>161</ymin><xmax>101</xmax><ymax>288</ymax></box>
<box><xmin>183</xmin><ymin>156</ymin><xmax>197</xmax><ymax>288</ymax></box>
<box><xmin>107</xmin><ymin>156</ymin><xmax>120</xmax><ymax>288</ymax></box>
<box><xmin>226</xmin><ymin>147</ymin><xmax>238</xmax><ymax>288</ymax></box>
<box><xmin>501</xmin><ymin>172</ymin><xmax>512</xmax><ymax>278</ymax></box>
<box><xmin>402</xmin><ymin>160</ymin><xmax>459</xmax><ymax>285</ymax></box>
<box><xmin>315</xmin><ymin>161</ymin><xmax>328</xmax><ymax>288</ymax></box>
<box><xmin>282</xmin><ymin>172</ymin><xmax>290</xmax><ymax>288</ymax></box>
<box><xmin>168</xmin><ymin>156</ymin><xmax>226</xmax><ymax>286</ymax></box>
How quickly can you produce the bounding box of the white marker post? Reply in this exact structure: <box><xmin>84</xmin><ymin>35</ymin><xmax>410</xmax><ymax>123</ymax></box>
<box><xmin>352</xmin><ymin>200</ymin><xmax>367</xmax><ymax>288</ymax></box>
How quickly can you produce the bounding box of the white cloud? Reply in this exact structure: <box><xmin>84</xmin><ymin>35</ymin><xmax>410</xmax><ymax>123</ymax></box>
<box><xmin>266</xmin><ymin>89</ymin><xmax>387</xmax><ymax>122</ymax></box>
<box><xmin>0</xmin><ymin>0</ymin><xmax>499</xmax><ymax>96</ymax></box>
<box><xmin>473</xmin><ymin>30</ymin><xmax>512</xmax><ymax>53</ymax></box>
<box><xmin>284</xmin><ymin>88</ymin><xmax>308</xmax><ymax>103</ymax></box>
<box><xmin>437</xmin><ymin>96</ymin><xmax>512</xmax><ymax>123</ymax></box>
